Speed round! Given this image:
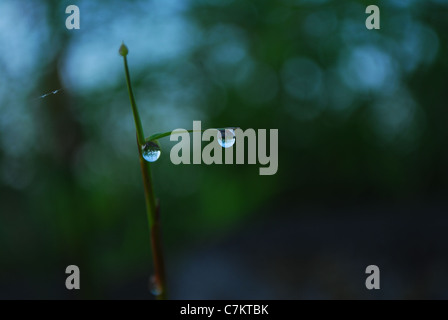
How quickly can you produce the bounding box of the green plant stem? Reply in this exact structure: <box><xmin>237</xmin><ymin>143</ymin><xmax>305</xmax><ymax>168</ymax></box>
<box><xmin>137</xmin><ymin>142</ymin><xmax>167</xmax><ymax>300</ymax></box>
<box><xmin>146</xmin><ymin>127</ymin><xmax>239</xmax><ymax>142</ymax></box>
<box><xmin>123</xmin><ymin>55</ymin><xmax>145</xmax><ymax>147</ymax></box>
<box><xmin>122</xmin><ymin>49</ymin><xmax>167</xmax><ymax>300</ymax></box>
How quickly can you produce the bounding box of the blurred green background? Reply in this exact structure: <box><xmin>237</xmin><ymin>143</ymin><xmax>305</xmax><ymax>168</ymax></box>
<box><xmin>0</xmin><ymin>0</ymin><xmax>447</xmax><ymax>299</ymax></box>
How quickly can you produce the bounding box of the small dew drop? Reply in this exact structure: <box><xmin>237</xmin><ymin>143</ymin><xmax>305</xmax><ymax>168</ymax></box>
<box><xmin>217</xmin><ymin>128</ymin><xmax>236</xmax><ymax>148</ymax></box>
<box><xmin>142</xmin><ymin>140</ymin><xmax>161</xmax><ymax>162</ymax></box>
<box><xmin>149</xmin><ymin>275</ymin><xmax>162</xmax><ymax>296</ymax></box>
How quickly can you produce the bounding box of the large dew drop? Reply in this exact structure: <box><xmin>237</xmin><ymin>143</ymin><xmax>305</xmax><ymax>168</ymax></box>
<box><xmin>217</xmin><ymin>128</ymin><xmax>236</xmax><ymax>148</ymax></box>
<box><xmin>142</xmin><ymin>140</ymin><xmax>161</xmax><ymax>162</ymax></box>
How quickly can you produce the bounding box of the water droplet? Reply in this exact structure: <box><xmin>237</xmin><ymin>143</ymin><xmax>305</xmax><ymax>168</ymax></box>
<box><xmin>142</xmin><ymin>140</ymin><xmax>161</xmax><ymax>162</ymax></box>
<box><xmin>217</xmin><ymin>128</ymin><xmax>236</xmax><ymax>148</ymax></box>
<box><xmin>149</xmin><ymin>275</ymin><xmax>162</xmax><ymax>296</ymax></box>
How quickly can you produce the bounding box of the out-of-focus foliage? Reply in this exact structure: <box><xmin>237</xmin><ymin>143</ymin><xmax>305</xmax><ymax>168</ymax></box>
<box><xmin>0</xmin><ymin>0</ymin><xmax>447</xmax><ymax>298</ymax></box>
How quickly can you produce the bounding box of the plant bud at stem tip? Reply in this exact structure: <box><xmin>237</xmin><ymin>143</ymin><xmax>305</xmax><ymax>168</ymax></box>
<box><xmin>119</xmin><ymin>43</ymin><xmax>128</xmax><ymax>57</ymax></box>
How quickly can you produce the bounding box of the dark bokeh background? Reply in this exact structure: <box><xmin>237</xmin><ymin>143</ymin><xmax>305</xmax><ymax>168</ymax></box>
<box><xmin>0</xmin><ymin>0</ymin><xmax>447</xmax><ymax>299</ymax></box>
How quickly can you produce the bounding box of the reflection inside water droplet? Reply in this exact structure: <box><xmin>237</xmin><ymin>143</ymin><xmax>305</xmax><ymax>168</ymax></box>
<box><xmin>142</xmin><ymin>140</ymin><xmax>161</xmax><ymax>162</ymax></box>
<box><xmin>217</xmin><ymin>128</ymin><xmax>236</xmax><ymax>148</ymax></box>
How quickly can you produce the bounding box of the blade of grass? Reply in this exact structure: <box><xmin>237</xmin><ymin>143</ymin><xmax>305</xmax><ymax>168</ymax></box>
<box><xmin>120</xmin><ymin>43</ymin><xmax>167</xmax><ymax>300</ymax></box>
<box><xmin>146</xmin><ymin>127</ymin><xmax>240</xmax><ymax>142</ymax></box>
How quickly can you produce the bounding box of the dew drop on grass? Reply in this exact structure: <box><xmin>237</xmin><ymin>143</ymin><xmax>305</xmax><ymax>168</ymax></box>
<box><xmin>142</xmin><ymin>140</ymin><xmax>161</xmax><ymax>162</ymax></box>
<box><xmin>149</xmin><ymin>275</ymin><xmax>162</xmax><ymax>296</ymax></box>
<box><xmin>217</xmin><ymin>128</ymin><xmax>236</xmax><ymax>148</ymax></box>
